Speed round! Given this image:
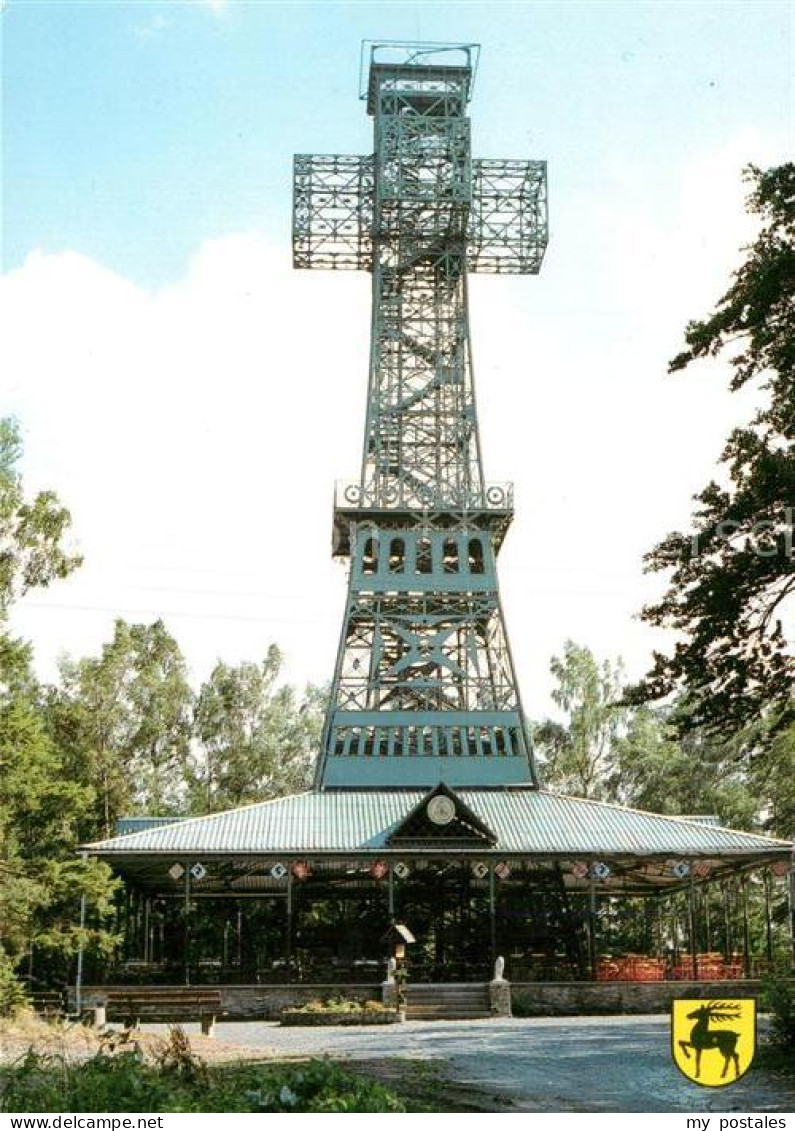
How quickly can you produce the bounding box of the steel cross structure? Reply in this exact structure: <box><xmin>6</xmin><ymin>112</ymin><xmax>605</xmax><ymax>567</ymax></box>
<box><xmin>293</xmin><ymin>42</ymin><xmax>548</xmax><ymax>789</ymax></box>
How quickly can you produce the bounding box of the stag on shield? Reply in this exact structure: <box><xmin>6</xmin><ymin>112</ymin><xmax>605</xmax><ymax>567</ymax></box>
<box><xmin>678</xmin><ymin>1001</ymin><xmax>742</xmax><ymax>1080</ymax></box>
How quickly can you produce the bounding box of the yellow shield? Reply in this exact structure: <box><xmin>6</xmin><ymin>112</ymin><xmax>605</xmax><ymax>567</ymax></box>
<box><xmin>671</xmin><ymin>998</ymin><xmax>756</xmax><ymax>1087</ymax></box>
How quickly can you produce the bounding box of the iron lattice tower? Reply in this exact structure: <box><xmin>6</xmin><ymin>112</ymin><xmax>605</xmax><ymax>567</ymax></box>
<box><xmin>293</xmin><ymin>42</ymin><xmax>548</xmax><ymax>789</ymax></box>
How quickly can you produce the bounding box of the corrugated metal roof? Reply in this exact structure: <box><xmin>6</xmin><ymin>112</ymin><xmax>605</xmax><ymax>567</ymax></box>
<box><xmin>86</xmin><ymin>789</ymin><xmax>793</xmax><ymax>858</ymax></box>
<box><xmin>115</xmin><ymin>817</ymin><xmax>186</xmax><ymax>837</ymax></box>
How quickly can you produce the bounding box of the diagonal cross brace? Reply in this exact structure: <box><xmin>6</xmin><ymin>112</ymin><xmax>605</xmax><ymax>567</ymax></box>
<box><xmin>292</xmin><ymin>153</ymin><xmax>547</xmax><ymax>274</ymax></box>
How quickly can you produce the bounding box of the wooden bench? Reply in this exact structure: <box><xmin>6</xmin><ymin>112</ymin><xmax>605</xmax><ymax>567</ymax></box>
<box><xmin>100</xmin><ymin>988</ymin><xmax>223</xmax><ymax>1037</ymax></box>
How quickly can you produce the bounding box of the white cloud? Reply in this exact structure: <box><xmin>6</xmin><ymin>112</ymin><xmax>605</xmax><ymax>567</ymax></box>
<box><xmin>1</xmin><ymin>132</ymin><xmax>788</xmax><ymax>716</ymax></box>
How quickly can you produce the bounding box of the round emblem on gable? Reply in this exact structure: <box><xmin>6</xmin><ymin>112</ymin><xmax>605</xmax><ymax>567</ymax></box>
<box><xmin>427</xmin><ymin>795</ymin><xmax>456</xmax><ymax>826</ymax></box>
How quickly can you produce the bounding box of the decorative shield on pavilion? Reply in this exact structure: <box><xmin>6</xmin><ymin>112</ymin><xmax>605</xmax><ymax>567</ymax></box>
<box><xmin>370</xmin><ymin>860</ymin><xmax>389</xmax><ymax>880</ymax></box>
<box><xmin>671</xmin><ymin>999</ymin><xmax>756</xmax><ymax>1087</ymax></box>
<box><xmin>693</xmin><ymin>862</ymin><xmax>712</xmax><ymax>879</ymax></box>
<box><xmin>571</xmin><ymin>862</ymin><xmax>589</xmax><ymax>879</ymax></box>
<box><xmin>590</xmin><ymin>862</ymin><xmax>610</xmax><ymax>880</ymax></box>
<box><xmin>270</xmin><ymin>863</ymin><xmax>287</xmax><ymax>881</ymax></box>
<box><xmin>393</xmin><ymin>862</ymin><xmax>410</xmax><ymax>879</ymax></box>
<box><xmin>291</xmin><ymin>861</ymin><xmax>311</xmax><ymax>881</ymax></box>
<box><xmin>472</xmin><ymin>862</ymin><xmax>490</xmax><ymax>880</ymax></box>
<box><xmin>771</xmin><ymin>861</ymin><xmax>790</xmax><ymax>877</ymax></box>
<box><xmin>190</xmin><ymin>863</ymin><xmax>207</xmax><ymax>881</ymax></box>
<box><xmin>168</xmin><ymin>863</ymin><xmax>185</xmax><ymax>882</ymax></box>
<box><xmin>494</xmin><ymin>861</ymin><xmax>511</xmax><ymax>880</ymax></box>
<box><xmin>672</xmin><ymin>861</ymin><xmax>691</xmax><ymax>879</ymax></box>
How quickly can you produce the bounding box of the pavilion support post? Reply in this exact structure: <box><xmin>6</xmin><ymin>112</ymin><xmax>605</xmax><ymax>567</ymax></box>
<box><xmin>285</xmin><ymin>874</ymin><xmax>294</xmax><ymax>984</ymax></box>
<box><xmin>143</xmin><ymin>897</ymin><xmax>151</xmax><ymax>964</ymax></box>
<box><xmin>763</xmin><ymin>870</ymin><xmax>774</xmax><ymax>965</ymax></box>
<box><xmin>688</xmin><ymin>870</ymin><xmax>699</xmax><ymax>981</ymax></box>
<box><xmin>704</xmin><ymin>886</ymin><xmax>712</xmax><ymax>952</ymax></box>
<box><xmin>587</xmin><ymin>876</ymin><xmax>597</xmax><ymax>980</ymax></box>
<box><xmin>489</xmin><ymin>866</ymin><xmax>497</xmax><ymax>965</ymax></box>
<box><xmin>183</xmin><ymin>864</ymin><xmax>191</xmax><ymax>987</ymax></box>
<box><xmin>75</xmin><ymin>851</ymin><xmax>88</xmax><ymax>1018</ymax></box>
<box><xmin>388</xmin><ymin>865</ymin><xmax>395</xmax><ymax>921</ymax></box>
<box><xmin>740</xmin><ymin>875</ymin><xmax>751</xmax><ymax>978</ymax></box>
<box><xmin>722</xmin><ymin>883</ymin><xmax>732</xmax><ymax>962</ymax></box>
<box><xmin>788</xmin><ymin>857</ymin><xmax>795</xmax><ymax>968</ymax></box>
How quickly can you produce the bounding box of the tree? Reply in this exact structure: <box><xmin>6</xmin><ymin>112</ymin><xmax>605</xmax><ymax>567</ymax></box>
<box><xmin>0</xmin><ymin>418</ymin><xmax>82</xmax><ymax>619</ymax></box>
<box><xmin>631</xmin><ymin>164</ymin><xmax>795</xmax><ymax>741</ymax></box>
<box><xmin>189</xmin><ymin>646</ymin><xmax>324</xmax><ymax>811</ymax></box>
<box><xmin>50</xmin><ymin>619</ymin><xmax>194</xmax><ymax>838</ymax></box>
<box><xmin>533</xmin><ymin>641</ymin><xmax>626</xmax><ymax>799</ymax></box>
<box><xmin>0</xmin><ymin>419</ymin><xmax>116</xmax><ymax>985</ymax></box>
<box><xmin>612</xmin><ymin>705</ymin><xmax>757</xmax><ymax>829</ymax></box>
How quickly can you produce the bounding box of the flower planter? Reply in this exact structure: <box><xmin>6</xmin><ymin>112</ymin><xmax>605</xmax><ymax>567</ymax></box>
<box><xmin>279</xmin><ymin>1009</ymin><xmax>401</xmax><ymax>1027</ymax></box>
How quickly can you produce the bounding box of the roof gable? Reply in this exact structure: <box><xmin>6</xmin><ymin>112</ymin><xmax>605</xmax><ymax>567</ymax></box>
<box><xmin>385</xmin><ymin>783</ymin><xmax>497</xmax><ymax>847</ymax></box>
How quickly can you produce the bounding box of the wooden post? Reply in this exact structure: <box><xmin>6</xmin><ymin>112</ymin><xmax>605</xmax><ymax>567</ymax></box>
<box><xmin>388</xmin><ymin>864</ymin><xmax>395</xmax><ymax>920</ymax></box>
<box><xmin>688</xmin><ymin>870</ymin><xmax>699</xmax><ymax>981</ymax></box>
<box><xmin>704</xmin><ymin>885</ymin><xmax>712</xmax><ymax>951</ymax></box>
<box><xmin>740</xmin><ymin>875</ymin><xmax>751</xmax><ymax>978</ymax></box>
<box><xmin>788</xmin><ymin>857</ymin><xmax>795</xmax><ymax>968</ymax></box>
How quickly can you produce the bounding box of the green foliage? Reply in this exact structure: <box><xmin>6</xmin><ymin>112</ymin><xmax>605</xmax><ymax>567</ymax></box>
<box><xmin>288</xmin><ymin>997</ymin><xmax>386</xmax><ymax>1014</ymax></box>
<box><xmin>0</xmin><ymin>418</ymin><xmax>82</xmax><ymax>619</ymax></box>
<box><xmin>612</xmin><ymin>705</ymin><xmax>757</xmax><ymax>828</ymax></box>
<box><xmin>0</xmin><ymin>1048</ymin><xmax>407</xmax><ymax>1113</ymax></box>
<box><xmin>0</xmin><ymin>951</ymin><xmax>28</xmax><ymax>1017</ymax></box>
<box><xmin>630</xmin><ymin>163</ymin><xmax>795</xmax><ymax>742</ymax></box>
<box><xmin>761</xmin><ymin>971</ymin><xmax>795</xmax><ymax>1048</ymax></box>
<box><xmin>188</xmin><ymin>646</ymin><xmax>324</xmax><ymax>811</ymax></box>
<box><xmin>50</xmin><ymin>619</ymin><xmax>194</xmax><ymax>838</ymax></box>
<box><xmin>533</xmin><ymin>641</ymin><xmax>626</xmax><ymax>798</ymax></box>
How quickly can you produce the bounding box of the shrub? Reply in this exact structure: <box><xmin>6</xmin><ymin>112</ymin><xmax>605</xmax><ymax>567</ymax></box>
<box><xmin>761</xmin><ymin>971</ymin><xmax>795</xmax><ymax>1048</ymax></box>
<box><xmin>0</xmin><ymin>1046</ymin><xmax>407</xmax><ymax>1113</ymax></box>
<box><xmin>0</xmin><ymin>952</ymin><xmax>28</xmax><ymax>1018</ymax></box>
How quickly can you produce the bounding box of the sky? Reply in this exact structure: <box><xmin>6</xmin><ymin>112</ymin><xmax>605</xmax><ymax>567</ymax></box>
<box><xmin>1</xmin><ymin>0</ymin><xmax>793</xmax><ymax>719</ymax></box>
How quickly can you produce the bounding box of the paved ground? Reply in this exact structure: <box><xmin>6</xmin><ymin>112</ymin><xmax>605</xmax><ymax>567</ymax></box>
<box><xmin>164</xmin><ymin>1015</ymin><xmax>795</xmax><ymax>1113</ymax></box>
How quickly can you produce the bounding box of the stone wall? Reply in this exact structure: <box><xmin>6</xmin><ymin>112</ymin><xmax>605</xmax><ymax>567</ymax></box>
<box><xmin>71</xmin><ymin>984</ymin><xmax>381</xmax><ymax>1021</ymax></box>
<box><xmin>511</xmin><ymin>980</ymin><xmax>766</xmax><ymax>1017</ymax></box>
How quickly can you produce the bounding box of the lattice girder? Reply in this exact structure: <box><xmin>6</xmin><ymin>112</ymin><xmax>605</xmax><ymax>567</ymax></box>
<box><xmin>293</xmin><ymin>155</ymin><xmax>547</xmax><ymax>273</ymax></box>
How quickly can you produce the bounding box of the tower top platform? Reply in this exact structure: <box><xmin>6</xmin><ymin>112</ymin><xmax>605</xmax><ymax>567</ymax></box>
<box><xmin>360</xmin><ymin>40</ymin><xmax>480</xmax><ymax>112</ymax></box>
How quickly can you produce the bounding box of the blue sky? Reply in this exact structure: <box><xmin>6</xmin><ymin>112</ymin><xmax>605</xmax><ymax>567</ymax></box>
<box><xmin>5</xmin><ymin>2</ymin><xmax>792</xmax><ymax>283</ymax></box>
<box><xmin>1</xmin><ymin>1</ymin><xmax>793</xmax><ymax>712</ymax></box>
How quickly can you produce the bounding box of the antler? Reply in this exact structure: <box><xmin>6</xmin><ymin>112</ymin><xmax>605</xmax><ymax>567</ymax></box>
<box><xmin>706</xmin><ymin>1000</ymin><xmax>740</xmax><ymax>1021</ymax></box>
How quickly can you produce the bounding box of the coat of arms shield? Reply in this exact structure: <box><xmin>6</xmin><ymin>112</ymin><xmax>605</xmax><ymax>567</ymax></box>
<box><xmin>671</xmin><ymin>998</ymin><xmax>756</xmax><ymax>1087</ymax></box>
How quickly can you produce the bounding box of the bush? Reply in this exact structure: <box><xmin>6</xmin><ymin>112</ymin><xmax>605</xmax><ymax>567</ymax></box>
<box><xmin>0</xmin><ymin>1045</ymin><xmax>407</xmax><ymax>1113</ymax></box>
<box><xmin>761</xmin><ymin>971</ymin><xmax>795</xmax><ymax>1048</ymax></box>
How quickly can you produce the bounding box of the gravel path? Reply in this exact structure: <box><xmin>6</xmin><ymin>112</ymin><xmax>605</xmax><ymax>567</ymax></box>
<box><xmin>149</xmin><ymin>1015</ymin><xmax>795</xmax><ymax>1113</ymax></box>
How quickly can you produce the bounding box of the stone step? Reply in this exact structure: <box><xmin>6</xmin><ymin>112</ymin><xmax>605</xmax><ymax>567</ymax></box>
<box><xmin>404</xmin><ymin>982</ymin><xmax>492</xmax><ymax>1020</ymax></box>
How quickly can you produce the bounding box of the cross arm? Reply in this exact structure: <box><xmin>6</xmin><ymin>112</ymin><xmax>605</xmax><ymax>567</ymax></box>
<box><xmin>292</xmin><ymin>153</ymin><xmax>548</xmax><ymax>275</ymax></box>
<box><xmin>292</xmin><ymin>154</ymin><xmax>374</xmax><ymax>270</ymax></box>
<box><xmin>468</xmin><ymin>159</ymin><xmax>548</xmax><ymax>275</ymax></box>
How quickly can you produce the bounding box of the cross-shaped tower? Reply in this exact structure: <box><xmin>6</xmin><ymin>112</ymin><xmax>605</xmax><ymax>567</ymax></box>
<box><xmin>293</xmin><ymin>41</ymin><xmax>548</xmax><ymax>789</ymax></box>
